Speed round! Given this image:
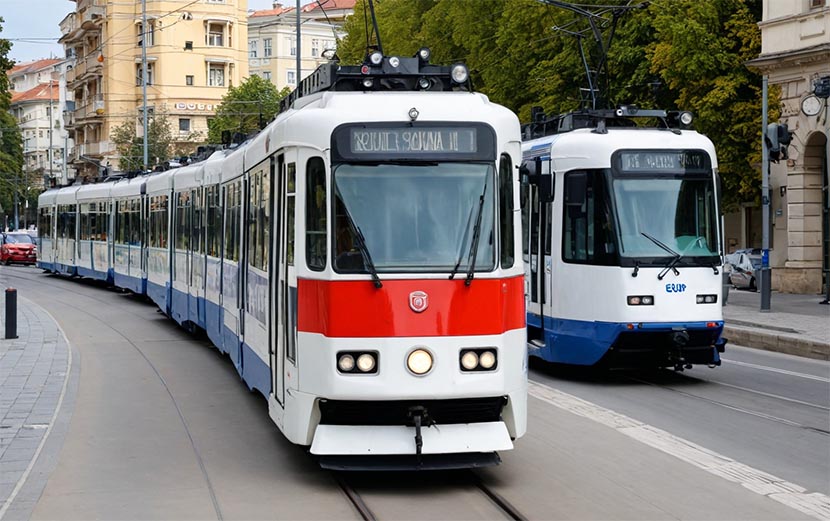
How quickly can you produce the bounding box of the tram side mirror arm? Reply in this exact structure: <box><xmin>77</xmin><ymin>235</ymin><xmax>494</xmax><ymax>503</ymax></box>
<box><xmin>519</xmin><ymin>157</ymin><xmax>554</xmax><ymax>203</ymax></box>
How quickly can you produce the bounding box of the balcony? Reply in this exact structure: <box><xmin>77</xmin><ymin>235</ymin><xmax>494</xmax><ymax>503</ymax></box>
<box><xmin>75</xmin><ymin>94</ymin><xmax>105</xmax><ymax>123</ymax></box>
<box><xmin>79</xmin><ymin>2</ymin><xmax>104</xmax><ymax>28</ymax></box>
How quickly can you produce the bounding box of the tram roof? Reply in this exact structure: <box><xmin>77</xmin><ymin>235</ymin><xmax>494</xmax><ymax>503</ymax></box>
<box><xmin>145</xmin><ymin>168</ymin><xmax>175</xmax><ymax>194</ymax></box>
<box><xmin>203</xmin><ymin>149</ymin><xmax>231</xmax><ymax>186</ymax></box>
<box><xmin>76</xmin><ymin>181</ymin><xmax>114</xmax><ymax>201</ymax></box>
<box><xmin>111</xmin><ymin>176</ymin><xmax>147</xmax><ymax>199</ymax></box>
<box><xmin>522</xmin><ymin>127</ymin><xmax>718</xmax><ymax>171</ymax></box>
<box><xmin>55</xmin><ymin>185</ymin><xmax>80</xmax><ymax>205</ymax></box>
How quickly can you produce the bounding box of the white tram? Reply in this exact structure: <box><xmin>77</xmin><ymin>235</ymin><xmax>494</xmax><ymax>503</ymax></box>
<box><xmin>521</xmin><ymin>108</ymin><xmax>726</xmax><ymax>369</ymax></box>
<box><xmin>37</xmin><ymin>52</ymin><xmax>527</xmax><ymax>469</ymax></box>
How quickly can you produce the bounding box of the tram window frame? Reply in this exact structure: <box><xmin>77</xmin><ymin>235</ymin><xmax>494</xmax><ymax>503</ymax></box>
<box><xmin>149</xmin><ymin>195</ymin><xmax>169</xmax><ymax>249</ymax></box>
<box><xmin>175</xmin><ymin>191</ymin><xmax>191</xmax><ymax>251</ymax></box>
<box><xmin>224</xmin><ymin>182</ymin><xmax>241</xmax><ymax>262</ymax></box>
<box><xmin>561</xmin><ymin>169</ymin><xmax>617</xmax><ymax>266</ymax></box>
<box><xmin>499</xmin><ymin>154</ymin><xmax>515</xmax><ymax>269</ymax></box>
<box><xmin>305</xmin><ymin>157</ymin><xmax>327</xmax><ymax>271</ymax></box>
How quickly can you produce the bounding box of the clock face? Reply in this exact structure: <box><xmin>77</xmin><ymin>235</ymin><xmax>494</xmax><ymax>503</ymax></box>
<box><xmin>801</xmin><ymin>95</ymin><xmax>823</xmax><ymax>117</ymax></box>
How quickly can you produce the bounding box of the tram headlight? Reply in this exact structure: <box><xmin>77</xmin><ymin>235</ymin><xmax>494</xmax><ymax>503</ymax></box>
<box><xmin>627</xmin><ymin>295</ymin><xmax>654</xmax><ymax>306</ymax></box>
<box><xmin>418</xmin><ymin>77</ymin><xmax>431</xmax><ymax>90</ymax></box>
<box><xmin>417</xmin><ymin>47</ymin><xmax>431</xmax><ymax>63</ymax></box>
<box><xmin>337</xmin><ymin>354</ymin><xmax>355</xmax><ymax>372</ymax></box>
<box><xmin>451</xmin><ymin>63</ymin><xmax>469</xmax><ymax>84</ymax></box>
<box><xmin>356</xmin><ymin>353</ymin><xmax>376</xmax><ymax>373</ymax></box>
<box><xmin>407</xmin><ymin>348</ymin><xmax>433</xmax><ymax>375</ymax></box>
<box><xmin>460</xmin><ymin>351</ymin><xmax>479</xmax><ymax>371</ymax></box>
<box><xmin>479</xmin><ymin>350</ymin><xmax>496</xmax><ymax>370</ymax></box>
<box><xmin>368</xmin><ymin>51</ymin><xmax>383</xmax><ymax>66</ymax></box>
<box><xmin>362</xmin><ymin>78</ymin><xmax>374</xmax><ymax>88</ymax></box>
<box><xmin>388</xmin><ymin>56</ymin><xmax>400</xmax><ymax>68</ymax></box>
<box><xmin>697</xmin><ymin>294</ymin><xmax>718</xmax><ymax>304</ymax></box>
<box><xmin>679</xmin><ymin>111</ymin><xmax>694</xmax><ymax>126</ymax></box>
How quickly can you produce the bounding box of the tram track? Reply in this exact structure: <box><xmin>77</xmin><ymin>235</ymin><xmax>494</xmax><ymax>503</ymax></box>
<box><xmin>624</xmin><ymin>370</ymin><xmax>830</xmax><ymax>436</ymax></box>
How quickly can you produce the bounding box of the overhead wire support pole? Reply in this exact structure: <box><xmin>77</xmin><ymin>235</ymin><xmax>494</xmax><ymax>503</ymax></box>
<box><xmin>761</xmin><ymin>75</ymin><xmax>771</xmax><ymax>312</ymax></box>
<box><xmin>142</xmin><ymin>0</ymin><xmax>149</xmax><ymax>172</ymax></box>
<box><xmin>296</xmin><ymin>0</ymin><xmax>301</xmax><ymax>93</ymax></box>
<box><xmin>367</xmin><ymin>0</ymin><xmax>383</xmax><ymax>54</ymax></box>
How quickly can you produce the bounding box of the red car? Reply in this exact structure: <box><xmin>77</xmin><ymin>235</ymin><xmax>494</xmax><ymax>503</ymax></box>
<box><xmin>1</xmin><ymin>233</ymin><xmax>37</xmax><ymax>265</ymax></box>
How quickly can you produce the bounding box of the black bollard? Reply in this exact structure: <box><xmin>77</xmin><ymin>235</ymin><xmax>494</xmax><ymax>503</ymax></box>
<box><xmin>5</xmin><ymin>288</ymin><xmax>18</xmax><ymax>339</ymax></box>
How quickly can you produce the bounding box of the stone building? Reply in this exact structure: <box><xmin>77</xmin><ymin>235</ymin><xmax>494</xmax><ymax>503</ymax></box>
<box><xmin>58</xmin><ymin>0</ymin><xmax>249</xmax><ymax>178</ymax></box>
<box><xmin>741</xmin><ymin>0</ymin><xmax>829</xmax><ymax>294</ymax></box>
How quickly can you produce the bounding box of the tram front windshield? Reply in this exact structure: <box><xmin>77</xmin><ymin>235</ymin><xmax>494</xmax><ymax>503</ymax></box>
<box><xmin>333</xmin><ymin>163</ymin><xmax>495</xmax><ymax>273</ymax></box>
<box><xmin>613</xmin><ymin>176</ymin><xmax>719</xmax><ymax>264</ymax></box>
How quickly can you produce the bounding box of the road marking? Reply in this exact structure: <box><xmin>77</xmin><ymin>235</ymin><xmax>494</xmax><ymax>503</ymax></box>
<box><xmin>690</xmin><ymin>377</ymin><xmax>830</xmax><ymax>411</ymax></box>
<box><xmin>0</xmin><ymin>301</ymin><xmax>72</xmax><ymax>520</ymax></box>
<box><xmin>528</xmin><ymin>380</ymin><xmax>830</xmax><ymax>520</ymax></box>
<box><xmin>723</xmin><ymin>359</ymin><xmax>830</xmax><ymax>382</ymax></box>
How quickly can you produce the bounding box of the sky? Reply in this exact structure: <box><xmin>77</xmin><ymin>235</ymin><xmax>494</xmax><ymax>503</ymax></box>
<box><xmin>0</xmin><ymin>0</ymin><xmax>298</xmax><ymax>64</ymax></box>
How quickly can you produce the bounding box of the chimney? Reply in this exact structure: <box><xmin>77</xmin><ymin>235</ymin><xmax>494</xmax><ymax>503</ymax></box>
<box><xmin>273</xmin><ymin>2</ymin><xmax>282</xmax><ymax>9</ymax></box>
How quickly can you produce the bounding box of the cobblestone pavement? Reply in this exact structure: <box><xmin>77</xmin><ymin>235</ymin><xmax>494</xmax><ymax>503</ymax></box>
<box><xmin>0</xmin><ymin>292</ymin><xmax>70</xmax><ymax>519</ymax></box>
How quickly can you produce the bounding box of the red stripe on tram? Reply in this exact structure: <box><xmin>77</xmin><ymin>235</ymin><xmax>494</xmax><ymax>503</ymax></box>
<box><xmin>298</xmin><ymin>276</ymin><xmax>525</xmax><ymax>338</ymax></box>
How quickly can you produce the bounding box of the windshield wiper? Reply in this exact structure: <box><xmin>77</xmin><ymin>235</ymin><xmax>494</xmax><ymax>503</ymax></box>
<box><xmin>640</xmin><ymin>232</ymin><xmax>680</xmax><ymax>280</ymax></box>
<box><xmin>338</xmin><ymin>192</ymin><xmax>382</xmax><ymax>289</ymax></box>
<box><xmin>449</xmin><ymin>204</ymin><xmax>476</xmax><ymax>281</ymax></box>
<box><xmin>464</xmin><ymin>177</ymin><xmax>489</xmax><ymax>286</ymax></box>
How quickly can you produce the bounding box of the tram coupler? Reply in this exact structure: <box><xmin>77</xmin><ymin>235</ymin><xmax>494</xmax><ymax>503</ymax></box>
<box><xmin>408</xmin><ymin>406</ymin><xmax>434</xmax><ymax>464</ymax></box>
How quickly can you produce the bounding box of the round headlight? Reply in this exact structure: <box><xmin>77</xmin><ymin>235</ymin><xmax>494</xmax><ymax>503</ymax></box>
<box><xmin>356</xmin><ymin>353</ymin><xmax>376</xmax><ymax>373</ymax></box>
<box><xmin>418</xmin><ymin>77</ymin><xmax>430</xmax><ymax>90</ymax></box>
<box><xmin>362</xmin><ymin>78</ymin><xmax>374</xmax><ymax>88</ymax></box>
<box><xmin>407</xmin><ymin>348</ymin><xmax>433</xmax><ymax>375</ymax></box>
<box><xmin>680</xmin><ymin>111</ymin><xmax>694</xmax><ymax>126</ymax></box>
<box><xmin>479</xmin><ymin>350</ymin><xmax>496</xmax><ymax>369</ymax></box>
<box><xmin>338</xmin><ymin>354</ymin><xmax>355</xmax><ymax>372</ymax></box>
<box><xmin>369</xmin><ymin>51</ymin><xmax>383</xmax><ymax>65</ymax></box>
<box><xmin>418</xmin><ymin>47</ymin><xmax>431</xmax><ymax>62</ymax></box>
<box><xmin>460</xmin><ymin>351</ymin><xmax>479</xmax><ymax>371</ymax></box>
<box><xmin>641</xmin><ymin>296</ymin><xmax>653</xmax><ymax>305</ymax></box>
<box><xmin>451</xmin><ymin>64</ymin><xmax>468</xmax><ymax>84</ymax></box>
<box><xmin>389</xmin><ymin>56</ymin><xmax>400</xmax><ymax>68</ymax></box>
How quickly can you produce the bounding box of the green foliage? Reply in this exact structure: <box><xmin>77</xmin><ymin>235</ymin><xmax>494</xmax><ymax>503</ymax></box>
<box><xmin>338</xmin><ymin>0</ymin><xmax>771</xmax><ymax>208</ymax></box>
<box><xmin>0</xmin><ymin>17</ymin><xmax>24</xmax><ymax>221</ymax></box>
<box><xmin>110</xmin><ymin>115</ymin><xmax>173</xmax><ymax>172</ymax></box>
<box><xmin>207</xmin><ymin>75</ymin><xmax>290</xmax><ymax>143</ymax></box>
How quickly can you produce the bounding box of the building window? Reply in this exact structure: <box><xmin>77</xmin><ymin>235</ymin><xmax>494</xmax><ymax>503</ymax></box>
<box><xmin>207</xmin><ymin>23</ymin><xmax>224</xmax><ymax>46</ymax></box>
<box><xmin>811</xmin><ymin>0</ymin><xmax>825</xmax><ymax>7</ymax></box>
<box><xmin>208</xmin><ymin>64</ymin><xmax>225</xmax><ymax>87</ymax></box>
<box><xmin>179</xmin><ymin>118</ymin><xmax>191</xmax><ymax>132</ymax></box>
<box><xmin>287</xmin><ymin>37</ymin><xmax>296</xmax><ymax>56</ymax></box>
<box><xmin>286</xmin><ymin>70</ymin><xmax>296</xmax><ymax>85</ymax></box>
<box><xmin>263</xmin><ymin>71</ymin><xmax>271</xmax><ymax>81</ymax></box>
<box><xmin>311</xmin><ymin>39</ymin><xmax>319</xmax><ymax>57</ymax></box>
<box><xmin>249</xmin><ymin>39</ymin><xmax>257</xmax><ymax>58</ymax></box>
<box><xmin>136</xmin><ymin>63</ymin><xmax>154</xmax><ymax>85</ymax></box>
<box><xmin>137</xmin><ymin>21</ymin><xmax>154</xmax><ymax>47</ymax></box>
<box><xmin>186</xmin><ymin>75</ymin><xmax>194</xmax><ymax>86</ymax></box>
<box><xmin>263</xmin><ymin>38</ymin><xmax>272</xmax><ymax>57</ymax></box>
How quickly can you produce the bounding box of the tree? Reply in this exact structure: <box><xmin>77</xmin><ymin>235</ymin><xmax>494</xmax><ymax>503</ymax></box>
<box><xmin>207</xmin><ymin>75</ymin><xmax>290</xmax><ymax>144</ymax></box>
<box><xmin>0</xmin><ymin>17</ymin><xmax>24</xmax><ymax>226</ymax></box>
<box><xmin>110</xmin><ymin>114</ymin><xmax>173</xmax><ymax>173</ymax></box>
<box><xmin>338</xmin><ymin>0</ymin><xmax>772</xmax><ymax>209</ymax></box>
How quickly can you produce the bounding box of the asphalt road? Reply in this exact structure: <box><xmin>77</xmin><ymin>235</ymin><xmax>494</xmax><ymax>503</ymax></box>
<box><xmin>1</xmin><ymin>264</ymin><xmax>826</xmax><ymax>520</ymax></box>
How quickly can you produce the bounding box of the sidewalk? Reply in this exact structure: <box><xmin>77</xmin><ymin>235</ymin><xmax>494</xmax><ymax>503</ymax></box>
<box><xmin>722</xmin><ymin>288</ymin><xmax>830</xmax><ymax>361</ymax></box>
<box><xmin>0</xmin><ymin>291</ymin><xmax>72</xmax><ymax>520</ymax></box>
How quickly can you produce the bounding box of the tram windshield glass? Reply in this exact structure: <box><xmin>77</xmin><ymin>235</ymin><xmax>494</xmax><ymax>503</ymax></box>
<box><xmin>612</xmin><ymin>176</ymin><xmax>719</xmax><ymax>263</ymax></box>
<box><xmin>333</xmin><ymin>163</ymin><xmax>496</xmax><ymax>272</ymax></box>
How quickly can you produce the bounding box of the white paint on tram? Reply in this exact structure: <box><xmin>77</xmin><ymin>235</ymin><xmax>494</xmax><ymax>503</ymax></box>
<box><xmin>528</xmin><ymin>380</ymin><xmax>830</xmax><ymax>521</ymax></box>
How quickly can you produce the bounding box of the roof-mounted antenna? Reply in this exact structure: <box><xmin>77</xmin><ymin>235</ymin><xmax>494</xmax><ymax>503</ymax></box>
<box><xmin>367</xmin><ymin>0</ymin><xmax>383</xmax><ymax>56</ymax></box>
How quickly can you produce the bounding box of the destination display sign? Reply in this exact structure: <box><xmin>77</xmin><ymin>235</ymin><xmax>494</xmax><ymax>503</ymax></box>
<box><xmin>616</xmin><ymin>150</ymin><xmax>710</xmax><ymax>174</ymax></box>
<box><xmin>350</xmin><ymin>127</ymin><xmax>477</xmax><ymax>155</ymax></box>
<box><xmin>332</xmin><ymin>123</ymin><xmax>495</xmax><ymax>162</ymax></box>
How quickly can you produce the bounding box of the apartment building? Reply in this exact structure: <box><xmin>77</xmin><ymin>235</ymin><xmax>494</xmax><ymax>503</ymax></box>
<box><xmin>8</xmin><ymin>58</ymin><xmax>73</xmax><ymax>188</ymax></box>
<box><xmin>59</xmin><ymin>0</ymin><xmax>249</xmax><ymax>178</ymax></box>
<box><xmin>742</xmin><ymin>0</ymin><xmax>830</xmax><ymax>294</ymax></box>
<box><xmin>248</xmin><ymin>0</ymin><xmax>353</xmax><ymax>90</ymax></box>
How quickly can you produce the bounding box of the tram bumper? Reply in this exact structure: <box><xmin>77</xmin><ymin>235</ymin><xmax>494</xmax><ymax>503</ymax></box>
<box><xmin>310</xmin><ymin>421</ymin><xmax>513</xmax><ymax>456</ymax></box>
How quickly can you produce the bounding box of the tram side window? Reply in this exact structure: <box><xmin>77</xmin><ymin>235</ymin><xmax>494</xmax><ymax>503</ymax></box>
<box><xmin>306</xmin><ymin>157</ymin><xmax>326</xmax><ymax>271</ymax></box>
<box><xmin>287</xmin><ymin>163</ymin><xmax>295</xmax><ymax>266</ymax></box>
<box><xmin>149</xmin><ymin>195</ymin><xmax>168</xmax><ymax>249</ymax></box>
<box><xmin>247</xmin><ymin>169</ymin><xmax>270</xmax><ymax>271</ymax></box>
<box><xmin>205</xmin><ymin>186</ymin><xmax>222</xmax><ymax>257</ymax></box>
<box><xmin>562</xmin><ymin>170</ymin><xmax>616</xmax><ymax>265</ymax></box>
<box><xmin>191</xmin><ymin>190</ymin><xmax>203</xmax><ymax>254</ymax></box>
<box><xmin>176</xmin><ymin>191</ymin><xmax>190</xmax><ymax>251</ymax></box>
<box><xmin>130</xmin><ymin>199</ymin><xmax>141</xmax><ymax>245</ymax></box>
<box><xmin>499</xmin><ymin>154</ymin><xmax>515</xmax><ymax>268</ymax></box>
<box><xmin>224</xmin><ymin>182</ymin><xmax>241</xmax><ymax>262</ymax></box>
<box><xmin>38</xmin><ymin>208</ymin><xmax>51</xmax><ymax>239</ymax></box>
<box><xmin>79</xmin><ymin>204</ymin><xmax>90</xmax><ymax>241</ymax></box>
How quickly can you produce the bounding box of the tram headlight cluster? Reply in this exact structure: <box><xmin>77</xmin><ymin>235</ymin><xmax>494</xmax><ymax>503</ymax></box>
<box><xmin>337</xmin><ymin>351</ymin><xmax>378</xmax><ymax>374</ymax></box>
<box><xmin>407</xmin><ymin>348</ymin><xmax>434</xmax><ymax>375</ymax></box>
<box><xmin>627</xmin><ymin>295</ymin><xmax>654</xmax><ymax>306</ymax></box>
<box><xmin>460</xmin><ymin>348</ymin><xmax>498</xmax><ymax>372</ymax></box>
<box><xmin>451</xmin><ymin>64</ymin><xmax>469</xmax><ymax>84</ymax></box>
<box><xmin>696</xmin><ymin>294</ymin><xmax>718</xmax><ymax>304</ymax></box>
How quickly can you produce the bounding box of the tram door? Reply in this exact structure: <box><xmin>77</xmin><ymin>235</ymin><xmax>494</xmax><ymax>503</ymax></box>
<box><xmin>521</xmin><ymin>158</ymin><xmax>553</xmax><ymax>340</ymax></box>
<box><xmin>270</xmin><ymin>154</ymin><xmax>284</xmax><ymax>406</ymax></box>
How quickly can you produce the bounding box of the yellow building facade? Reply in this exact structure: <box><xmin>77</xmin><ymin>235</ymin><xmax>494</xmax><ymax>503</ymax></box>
<box><xmin>60</xmin><ymin>0</ymin><xmax>249</xmax><ymax>178</ymax></box>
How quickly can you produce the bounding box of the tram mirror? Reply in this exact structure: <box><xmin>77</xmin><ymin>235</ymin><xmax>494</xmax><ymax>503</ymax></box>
<box><xmin>520</xmin><ymin>158</ymin><xmax>554</xmax><ymax>203</ymax></box>
<box><xmin>565</xmin><ymin>172</ymin><xmax>587</xmax><ymax>207</ymax></box>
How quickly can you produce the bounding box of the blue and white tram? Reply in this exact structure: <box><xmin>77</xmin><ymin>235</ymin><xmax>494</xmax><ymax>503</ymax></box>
<box><xmin>76</xmin><ymin>181</ymin><xmax>113</xmax><ymax>283</ymax></box>
<box><xmin>37</xmin><ymin>53</ymin><xmax>527</xmax><ymax>468</ymax></box>
<box><xmin>521</xmin><ymin>109</ymin><xmax>726</xmax><ymax>369</ymax></box>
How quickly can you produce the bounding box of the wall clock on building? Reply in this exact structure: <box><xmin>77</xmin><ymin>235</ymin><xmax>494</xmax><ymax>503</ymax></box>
<box><xmin>801</xmin><ymin>95</ymin><xmax>823</xmax><ymax>117</ymax></box>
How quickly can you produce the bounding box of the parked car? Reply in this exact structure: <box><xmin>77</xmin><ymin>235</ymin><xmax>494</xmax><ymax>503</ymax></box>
<box><xmin>1</xmin><ymin>232</ymin><xmax>37</xmax><ymax>265</ymax></box>
<box><xmin>727</xmin><ymin>252</ymin><xmax>762</xmax><ymax>290</ymax></box>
